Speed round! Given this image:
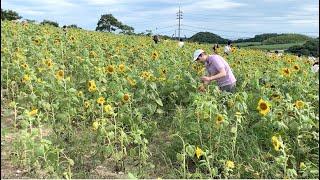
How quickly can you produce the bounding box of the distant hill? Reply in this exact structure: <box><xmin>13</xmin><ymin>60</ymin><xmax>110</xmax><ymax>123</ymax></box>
<box><xmin>234</xmin><ymin>33</ymin><xmax>313</xmax><ymax>45</ymax></box>
<box><xmin>262</xmin><ymin>34</ymin><xmax>313</xmax><ymax>45</ymax></box>
<box><xmin>234</xmin><ymin>33</ymin><xmax>278</xmax><ymax>43</ymax></box>
<box><xmin>285</xmin><ymin>38</ymin><xmax>319</xmax><ymax>57</ymax></box>
<box><xmin>188</xmin><ymin>32</ymin><xmax>229</xmax><ymax>44</ymax></box>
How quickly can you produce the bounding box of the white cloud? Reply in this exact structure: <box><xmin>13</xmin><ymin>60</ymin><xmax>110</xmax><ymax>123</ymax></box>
<box><xmin>184</xmin><ymin>0</ymin><xmax>245</xmax><ymax>11</ymax></box>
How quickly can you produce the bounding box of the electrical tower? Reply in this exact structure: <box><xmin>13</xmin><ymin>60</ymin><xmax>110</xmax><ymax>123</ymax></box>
<box><xmin>176</xmin><ymin>6</ymin><xmax>183</xmax><ymax>41</ymax></box>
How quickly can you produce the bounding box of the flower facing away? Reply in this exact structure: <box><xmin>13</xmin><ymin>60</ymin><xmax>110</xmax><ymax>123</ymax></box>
<box><xmin>92</xmin><ymin>121</ymin><xmax>99</xmax><ymax>131</ymax></box>
<box><xmin>28</xmin><ymin>109</ymin><xmax>38</xmax><ymax>116</ymax></box>
<box><xmin>225</xmin><ymin>160</ymin><xmax>235</xmax><ymax>169</ymax></box>
<box><xmin>271</xmin><ymin>135</ymin><xmax>282</xmax><ymax>151</ymax></box>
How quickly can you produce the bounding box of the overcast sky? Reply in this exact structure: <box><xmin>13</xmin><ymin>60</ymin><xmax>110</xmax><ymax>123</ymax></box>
<box><xmin>2</xmin><ymin>0</ymin><xmax>319</xmax><ymax>39</ymax></box>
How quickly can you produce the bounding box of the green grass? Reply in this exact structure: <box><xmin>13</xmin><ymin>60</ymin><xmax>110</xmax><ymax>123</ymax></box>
<box><xmin>235</xmin><ymin>42</ymin><xmax>262</xmax><ymax>47</ymax></box>
<box><xmin>240</xmin><ymin>42</ymin><xmax>305</xmax><ymax>50</ymax></box>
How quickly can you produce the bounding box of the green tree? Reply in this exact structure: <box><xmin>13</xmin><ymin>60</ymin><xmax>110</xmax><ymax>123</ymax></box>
<box><xmin>96</xmin><ymin>14</ymin><xmax>121</xmax><ymax>32</ymax></box>
<box><xmin>40</xmin><ymin>19</ymin><xmax>59</xmax><ymax>27</ymax></box>
<box><xmin>188</xmin><ymin>32</ymin><xmax>229</xmax><ymax>44</ymax></box>
<box><xmin>96</xmin><ymin>14</ymin><xmax>134</xmax><ymax>34</ymax></box>
<box><xmin>119</xmin><ymin>24</ymin><xmax>134</xmax><ymax>35</ymax></box>
<box><xmin>25</xmin><ymin>19</ymin><xmax>36</xmax><ymax>23</ymax></box>
<box><xmin>262</xmin><ymin>34</ymin><xmax>312</xmax><ymax>45</ymax></box>
<box><xmin>65</xmin><ymin>24</ymin><xmax>82</xmax><ymax>29</ymax></box>
<box><xmin>285</xmin><ymin>38</ymin><xmax>319</xmax><ymax>57</ymax></box>
<box><xmin>1</xmin><ymin>8</ymin><xmax>22</xmax><ymax>21</ymax></box>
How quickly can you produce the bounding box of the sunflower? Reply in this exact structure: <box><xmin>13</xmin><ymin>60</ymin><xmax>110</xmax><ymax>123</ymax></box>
<box><xmin>104</xmin><ymin>104</ymin><xmax>113</xmax><ymax>114</ymax></box>
<box><xmin>44</xmin><ymin>59</ymin><xmax>53</xmax><ymax>68</ymax></box>
<box><xmin>151</xmin><ymin>51</ymin><xmax>159</xmax><ymax>60</ymax></box>
<box><xmin>215</xmin><ymin>114</ymin><xmax>224</xmax><ymax>125</ymax></box>
<box><xmin>55</xmin><ymin>70</ymin><xmax>64</xmax><ymax>80</ymax></box>
<box><xmin>294</xmin><ymin>100</ymin><xmax>304</xmax><ymax>109</ymax></box>
<box><xmin>281</xmin><ymin>68</ymin><xmax>291</xmax><ymax>76</ymax></box>
<box><xmin>77</xmin><ymin>91</ymin><xmax>83</xmax><ymax>97</ymax></box>
<box><xmin>141</xmin><ymin>71</ymin><xmax>151</xmax><ymax>80</ymax></box>
<box><xmin>89</xmin><ymin>51</ymin><xmax>97</xmax><ymax>58</ymax></box>
<box><xmin>271</xmin><ymin>94</ymin><xmax>281</xmax><ymax>101</ymax></box>
<box><xmin>33</xmin><ymin>39</ymin><xmax>41</xmax><ymax>45</ymax></box>
<box><xmin>88</xmin><ymin>80</ymin><xmax>97</xmax><ymax>92</ymax></box>
<box><xmin>293</xmin><ymin>65</ymin><xmax>300</xmax><ymax>71</ymax></box>
<box><xmin>84</xmin><ymin>101</ymin><xmax>90</xmax><ymax>108</ymax></box>
<box><xmin>271</xmin><ymin>135</ymin><xmax>282</xmax><ymax>151</ymax></box>
<box><xmin>127</xmin><ymin>77</ymin><xmax>136</xmax><ymax>86</ymax></box>
<box><xmin>88</xmin><ymin>80</ymin><xmax>95</xmax><ymax>87</ymax></box>
<box><xmin>97</xmin><ymin>97</ymin><xmax>105</xmax><ymax>105</ymax></box>
<box><xmin>22</xmin><ymin>74</ymin><xmax>30</xmax><ymax>83</ymax></box>
<box><xmin>21</xmin><ymin>63</ymin><xmax>28</xmax><ymax>69</ymax></box>
<box><xmin>257</xmin><ymin>99</ymin><xmax>270</xmax><ymax>116</ymax></box>
<box><xmin>28</xmin><ymin>109</ymin><xmax>38</xmax><ymax>116</ymax></box>
<box><xmin>123</xmin><ymin>93</ymin><xmax>130</xmax><ymax>102</ymax></box>
<box><xmin>225</xmin><ymin>160</ymin><xmax>235</xmax><ymax>169</ymax></box>
<box><xmin>300</xmin><ymin>162</ymin><xmax>306</xmax><ymax>169</ymax></box>
<box><xmin>118</xmin><ymin>64</ymin><xmax>126</xmax><ymax>73</ymax></box>
<box><xmin>54</xmin><ymin>38</ymin><xmax>61</xmax><ymax>44</ymax></box>
<box><xmin>159</xmin><ymin>68</ymin><xmax>167</xmax><ymax>77</ymax></box>
<box><xmin>92</xmin><ymin>121</ymin><xmax>99</xmax><ymax>131</ymax></box>
<box><xmin>88</xmin><ymin>84</ymin><xmax>97</xmax><ymax>92</ymax></box>
<box><xmin>195</xmin><ymin>147</ymin><xmax>204</xmax><ymax>159</ymax></box>
<box><xmin>106</xmin><ymin>65</ymin><xmax>115</xmax><ymax>74</ymax></box>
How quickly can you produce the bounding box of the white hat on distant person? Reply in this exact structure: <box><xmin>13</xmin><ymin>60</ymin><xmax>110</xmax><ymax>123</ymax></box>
<box><xmin>193</xmin><ymin>49</ymin><xmax>204</xmax><ymax>61</ymax></box>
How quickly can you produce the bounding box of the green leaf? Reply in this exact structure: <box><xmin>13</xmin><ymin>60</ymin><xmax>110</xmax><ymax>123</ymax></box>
<box><xmin>176</xmin><ymin>153</ymin><xmax>184</xmax><ymax>162</ymax></box>
<box><xmin>155</xmin><ymin>98</ymin><xmax>163</xmax><ymax>106</ymax></box>
<box><xmin>156</xmin><ymin>108</ymin><xmax>165</xmax><ymax>114</ymax></box>
<box><xmin>185</xmin><ymin>145</ymin><xmax>195</xmax><ymax>157</ymax></box>
<box><xmin>127</xmin><ymin>172</ymin><xmax>138</xmax><ymax>179</ymax></box>
<box><xmin>150</xmin><ymin>82</ymin><xmax>157</xmax><ymax>91</ymax></box>
<box><xmin>68</xmin><ymin>88</ymin><xmax>77</xmax><ymax>93</ymax></box>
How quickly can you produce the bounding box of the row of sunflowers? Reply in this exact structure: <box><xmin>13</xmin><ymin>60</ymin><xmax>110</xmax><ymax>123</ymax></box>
<box><xmin>1</xmin><ymin>20</ymin><xmax>318</xmax><ymax>178</ymax></box>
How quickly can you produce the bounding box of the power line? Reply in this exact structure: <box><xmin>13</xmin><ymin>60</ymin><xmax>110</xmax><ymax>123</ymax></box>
<box><xmin>176</xmin><ymin>6</ymin><xmax>183</xmax><ymax>41</ymax></box>
<box><xmin>187</xmin><ymin>12</ymin><xmax>319</xmax><ymax>18</ymax></box>
<box><xmin>157</xmin><ymin>28</ymin><xmax>176</xmax><ymax>35</ymax></box>
<box><xmin>182</xmin><ymin>24</ymin><xmax>319</xmax><ymax>34</ymax></box>
<box><xmin>152</xmin><ymin>25</ymin><xmax>177</xmax><ymax>32</ymax></box>
<box><xmin>182</xmin><ymin>17</ymin><xmax>319</xmax><ymax>24</ymax></box>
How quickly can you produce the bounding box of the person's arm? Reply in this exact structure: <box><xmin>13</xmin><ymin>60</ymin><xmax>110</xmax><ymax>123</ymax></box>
<box><xmin>201</xmin><ymin>68</ymin><xmax>226</xmax><ymax>82</ymax></box>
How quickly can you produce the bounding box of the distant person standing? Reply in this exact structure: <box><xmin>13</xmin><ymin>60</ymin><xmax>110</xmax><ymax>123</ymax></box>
<box><xmin>153</xmin><ymin>35</ymin><xmax>160</xmax><ymax>44</ymax></box>
<box><xmin>212</xmin><ymin>44</ymin><xmax>219</xmax><ymax>54</ymax></box>
<box><xmin>224</xmin><ymin>40</ymin><xmax>232</xmax><ymax>55</ymax></box>
<box><xmin>311</xmin><ymin>60</ymin><xmax>319</xmax><ymax>73</ymax></box>
<box><xmin>178</xmin><ymin>39</ymin><xmax>184</xmax><ymax>48</ymax></box>
<box><xmin>62</xmin><ymin>25</ymin><xmax>67</xmax><ymax>35</ymax></box>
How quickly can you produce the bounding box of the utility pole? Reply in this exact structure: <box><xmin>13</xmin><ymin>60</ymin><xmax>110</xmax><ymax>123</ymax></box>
<box><xmin>176</xmin><ymin>6</ymin><xmax>183</xmax><ymax>41</ymax></box>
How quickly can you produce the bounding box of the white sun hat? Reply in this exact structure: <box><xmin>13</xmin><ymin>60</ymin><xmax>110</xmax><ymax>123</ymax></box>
<box><xmin>193</xmin><ymin>49</ymin><xmax>204</xmax><ymax>62</ymax></box>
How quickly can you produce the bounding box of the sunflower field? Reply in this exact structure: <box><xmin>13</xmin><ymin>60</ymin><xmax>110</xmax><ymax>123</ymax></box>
<box><xmin>1</xmin><ymin>20</ymin><xmax>319</xmax><ymax>179</ymax></box>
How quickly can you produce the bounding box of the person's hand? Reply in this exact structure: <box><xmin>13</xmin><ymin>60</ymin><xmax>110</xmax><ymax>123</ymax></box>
<box><xmin>200</xmin><ymin>76</ymin><xmax>211</xmax><ymax>83</ymax></box>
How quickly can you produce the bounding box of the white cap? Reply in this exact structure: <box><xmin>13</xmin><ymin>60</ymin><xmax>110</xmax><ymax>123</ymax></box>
<box><xmin>193</xmin><ymin>49</ymin><xmax>204</xmax><ymax>61</ymax></box>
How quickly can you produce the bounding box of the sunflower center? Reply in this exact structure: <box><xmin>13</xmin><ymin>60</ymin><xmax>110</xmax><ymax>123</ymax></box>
<box><xmin>260</xmin><ymin>103</ymin><xmax>268</xmax><ymax>110</ymax></box>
